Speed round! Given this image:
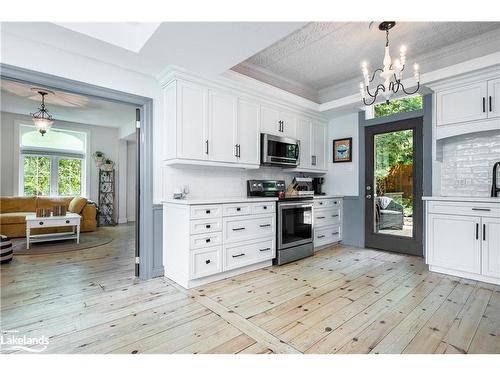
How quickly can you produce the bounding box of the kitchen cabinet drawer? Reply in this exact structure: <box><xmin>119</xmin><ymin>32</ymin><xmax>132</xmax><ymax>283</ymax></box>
<box><xmin>190</xmin><ymin>204</ymin><xmax>222</xmax><ymax>220</ymax></box>
<box><xmin>314</xmin><ymin>225</ymin><xmax>341</xmax><ymax>247</ymax></box>
<box><xmin>314</xmin><ymin>198</ymin><xmax>342</xmax><ymax>209</ymax></box>
<box><xmin>314</xmin><ymin>208</ymin><xmax>341</xmax><ymax>228</ymax></box>
<box><xmin>190</xmin><ymin>246</ymin><xmax>222</xmax><ymax>279</ymax></box>
<box><xmin>427</xmin><ymin>201</ymin><xmax>500</xmax><ymax>218</ymax></box>
<box><xmin>223</xmin><ymin>214</ymin><xmax>275</xmax><ymax>243</ymax></box>
<box><xmin>252</xmin><ymin>202</ymin><xmax>275</xmax><ymax>214</ymax></box>
<box><xmin>224</xmin><ymin>237</ymin><xmax>275</xmax><ymax>271</ymax></box>
<box><xmin>190</xmin><ymin>218</ymin><xmax>222</xmax><ymax>235</ymax></box>
<box><xmin>190</xmin><ymin>231</ymin><xmax>222</xmax><ymax>249</ymax></box>
<box><xmin>223</xmin><ymin>203</ymin><xmax>252</xmax><ymax>217</ymax></box>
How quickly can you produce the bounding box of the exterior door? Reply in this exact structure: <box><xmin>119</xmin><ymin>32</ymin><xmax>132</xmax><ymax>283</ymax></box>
<box><xmin>364</xmin><ymin>117</ymin><xmax>423</xmax><ymax>256</ymax></box>
<box><xmin>135</xmin><ymin>108</ymin><xmax>141</xmax><ymax>277</ymax></box>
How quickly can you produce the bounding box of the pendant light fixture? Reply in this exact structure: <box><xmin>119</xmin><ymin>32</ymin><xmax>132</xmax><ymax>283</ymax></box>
<box><xmin>30</xmin><ymin>88</ymin><xmax>55</xmax><ymax>136</ymax></box>
<box><xmin>359</xmin><ymin>21</ymin><xmax>420</xmax><ymax>105</ymax></box>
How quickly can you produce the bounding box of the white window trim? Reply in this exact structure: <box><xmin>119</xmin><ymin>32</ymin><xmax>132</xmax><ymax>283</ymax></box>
<box><xmin>15</xmin><ymin>119</ymin><xmax>91</xmax><ymax>198</ymax></box>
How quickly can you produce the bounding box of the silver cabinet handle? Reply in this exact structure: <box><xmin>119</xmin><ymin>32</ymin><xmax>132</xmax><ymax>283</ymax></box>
<box><xmin>232</xmin><ymin>227</ymin><xmax>246</xmax><ymax>231</ymax></box>
<box><xmin>232</xmin><ymin>253</ymin><xmax>245</xmax><ymax>258</ymax></box>
<box><xmin>259</xmin><ymin>247</ymin><xmax>271</xmax><ymax>252</ymax></box>
<box><xmin>259</xmin><ymin>224</ymin><xmax>271</xmax><ymax>228</ymax></box>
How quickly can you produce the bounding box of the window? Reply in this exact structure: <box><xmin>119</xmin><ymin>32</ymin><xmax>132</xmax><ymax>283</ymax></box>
<box><xmin>19</xmin><ymin>125</ymin><xmax>87</xmax><ymax>197</ymax></box>
<box><xmin>374</xmin><ymin>95</ymin><xmax>423</xmax><ymax>118</ymax></box>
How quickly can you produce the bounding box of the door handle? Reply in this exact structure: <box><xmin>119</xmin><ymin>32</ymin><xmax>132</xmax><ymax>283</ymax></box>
<box><xmin>366</xmin><ymin>194</ymin><xmax>372</xmax><ymax>199</ymax></box>
<box><xmin>476</xmin><ymin>223</ymin><xmax>479</xmax><ymax>240</ymax></box>
<box><xmin>483</xmin><ymin>224</ymin><xmax>486</xmax><ymax>241</ymax></box>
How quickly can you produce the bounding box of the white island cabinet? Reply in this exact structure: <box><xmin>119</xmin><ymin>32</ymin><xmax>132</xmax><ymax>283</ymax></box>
<box><xmin>163</xmin><ymin>197</ymin><xmax>277</xmax><ymax>289</ymax></box>
<box><xmin>424</xmin><ymin>196</ymin><xmax>500</xmax><ymax>285</ymax></box>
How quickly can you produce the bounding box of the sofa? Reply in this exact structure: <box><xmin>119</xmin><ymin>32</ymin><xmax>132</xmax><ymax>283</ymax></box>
<box><xmin>376</xmin><ymin>196</ymin><xmax>404</xmax><ymax>231</ymax></box>
<box><xmin>0</xmin><ymin>196</ymin><xmax>97</xmax><ymax>238</ymax></box>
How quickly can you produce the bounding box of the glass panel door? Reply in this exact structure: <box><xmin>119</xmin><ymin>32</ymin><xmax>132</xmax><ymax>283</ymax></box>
<box><xmin>373</xmin><ymin>129</ymin><xmax>413</xmax><ymax>237</ymax></box>
<box><xmin>364</xmin><ymin>117</ymin><xmax>423</xmax><ymax>256</ymax></box>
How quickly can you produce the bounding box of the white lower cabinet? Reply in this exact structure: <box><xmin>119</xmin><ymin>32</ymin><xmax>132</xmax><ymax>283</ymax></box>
<box><xmin>425</xmin><ymin>199</ymin><xmax>500</xmax><ymax>285</ymax></box>
<box><xmin>313</xmin><ymin>197</ymin><xmax>343</xmax><ymax>250</ymax></box>
<box><xmin>163</xmin><ymin>200</ymin><xmax>276</xmax><ymax>288</ymax></box>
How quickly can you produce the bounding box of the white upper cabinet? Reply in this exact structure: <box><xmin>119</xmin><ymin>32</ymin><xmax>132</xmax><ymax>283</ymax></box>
<box><xmin>236</xmin><ymin>99</ymin><xmax>260</xmax><ymax>165</ymax></box>
<box><xmin>208</xmin><ymin>89</ymin><xmax>237</xmax><ymax>163</ymax></box>
<box><xmin>488</xmin><ymin>78</ymin><xmax>500</xmax><ymax>119</ymax></box>
<box><xmin>177</xmin><ymin>80</ymin><xmax>208</xmax><ymax>160</ymax></box>
<box><xmin>260</xmin><ymin>105</ymin><xmax>296</xmax><ymax>138</ymax></box>
<box><xmin>481</xmin><ymin>217</ymin><xmax>500</xmax><ymax>278</ymax></box>
<box><xmin>296</xmin><ymin>117</ymin><xmax>312</xmax><ymax>169</ymax></box>
<box><xmin>311</xmin><ymin>122</ymin><xmax>327</xmax><ymax>170</ymax></box>
<box><xmin>436</xmin><ymin>82</ymin><xmax>488</xmax><ymax>126</ymax></box>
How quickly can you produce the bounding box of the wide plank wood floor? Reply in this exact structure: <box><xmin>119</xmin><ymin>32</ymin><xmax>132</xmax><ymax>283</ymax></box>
<box><xmin>1</xmin><ymin>223</ymin><xmax>499</xmax><ymax>354</ymax></box>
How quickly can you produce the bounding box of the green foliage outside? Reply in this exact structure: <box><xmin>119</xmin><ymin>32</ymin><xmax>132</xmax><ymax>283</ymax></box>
<box><xmin>374</xmin><ymin>130</ymin><xmax>414</xmax><ymax>216</ymax></box>
<box><xmin>374</xmin><ymin>95</ymin><xmax>423</xmax><ymax>118</ymax></box>
<box><xmin>23</xmin><ymin>156</ymin><xmax>50</xmax><ymax>196</ymax></box>
<box><xmin>23</xmin><ymin>156</ymin><xmax>81</xmax><ymax>196</ymax></box>
<box><xmin>58</xmin><ymin>159</ymin><xmax>82</xmax><ymax>195</ymax></box>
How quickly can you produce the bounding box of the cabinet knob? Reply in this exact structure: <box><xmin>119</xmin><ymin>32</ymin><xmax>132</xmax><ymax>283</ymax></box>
<box><xmin>206</xmin><ymin>224</ymin><xmax>211</xmax><ymax>229</ymax></box>
<box><xmin>263</xmin><ymin>206</ymin><xmax>267</xmax><ymax>209</ymax></box>
<box><xmin>205</xmin><ymin>259</ymin><xmax>211</xmax><ymax>264</ymax></box>
<box><xmin>205</xmin><ymin>238</ymin><xmax>211</xmax><ymax>243</ymax></box>
<box><xmin>205</xmin><ymin>210</ymin><xmax>211</xmax><ymax>214</ymax></box>
<box><xmin>236</xmin><ymin>207</ymin><xmax>241</xmax><ymax>211</ymax></box>
<box><xmin>39</xmin><ymin>221</ymin><xmax>44</xmax><ymax>225</ymax></box>
<box><xmin>66</xmin><ymin>220</ymin><xmax>70</xmax><ymax>224</ymax></box>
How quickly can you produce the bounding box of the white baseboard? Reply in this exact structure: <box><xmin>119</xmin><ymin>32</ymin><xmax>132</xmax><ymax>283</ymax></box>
<box><xmin>117</xmin><ymin>217</ymin><xmax>128</xmax><ymax>224</ymax></box>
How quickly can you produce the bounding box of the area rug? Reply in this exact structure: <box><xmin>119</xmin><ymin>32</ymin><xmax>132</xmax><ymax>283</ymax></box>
<box><xmin>11</xmin><ymin>232</ymin><xmax>113</xmax><ymax>255</ymax></box>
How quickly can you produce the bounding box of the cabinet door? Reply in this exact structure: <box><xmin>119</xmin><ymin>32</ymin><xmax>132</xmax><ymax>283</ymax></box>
<box><xmin>311</xmin><ymin>122</ymin><xmax>327</xmax><ymax>170</ymax></box>
<box><xmin>427</xmin><ymin>214</ymin><xmax>481</xmax><ymax>274</ymax></box>
<box><xmin>436</xmin><ymin>82</ymin><xmax>488</xmax><ymax>126</ymax></box>
<box><xmin>208</xmin><ymin>90</ymin><xmax>237</xmax><ymax>163</ymax></box>
<box><xmin>237</xmin><ymin>99</ymin><xmax>260</xmax><ymax>165</ymax></box>
<box><xmin>487</xmin><ymin>78</ymin><xmax>500</xmax><ymax>119</ymax></box>
<box><xmin>481</xmin><ymin>217</ymin><xmax>500</xmax><ymax>278</ymax></box>
<box><xmin>261</xmin><ymin>105</ymin><xmax>280</xmax><ymax>135</ymax></box>
<box><xmin>296</xmin><ymin>117</ymin><xmax>312</xmax><ymax>169</ymax></box>
<box><xmin>280</xmin><ymin>110</ymin><xmax>297</xmax><ymax>138</ymax></box>
<box><xmin>177</xmin><ymin>81</ymin><xmax>208</xmax><ymax>160</ymax></box>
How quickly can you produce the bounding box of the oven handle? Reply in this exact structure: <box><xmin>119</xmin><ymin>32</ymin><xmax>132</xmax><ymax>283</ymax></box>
<box><xmin>279</xmin><ymin>202</ymin><xmax>313</xmax><ymax>209</ymax></box>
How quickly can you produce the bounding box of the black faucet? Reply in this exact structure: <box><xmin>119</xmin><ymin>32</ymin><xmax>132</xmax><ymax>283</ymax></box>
<box><xmin>492</xmin><ymin>161</ymin><xmax>500</xmax><ymax>197</ymax></box>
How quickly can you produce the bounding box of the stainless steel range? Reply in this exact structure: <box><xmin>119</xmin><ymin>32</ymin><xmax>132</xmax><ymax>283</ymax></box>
<box><xmin>247</xmin><ymin>179</ymin><xmax>314</xmax><ymax>265</ymax></box>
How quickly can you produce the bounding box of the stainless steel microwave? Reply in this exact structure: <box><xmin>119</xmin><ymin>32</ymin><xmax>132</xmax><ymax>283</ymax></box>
<box><xmin>260</xmin><ymin>133</ymin><xmax>300</xmax><ymax>167</ymax></box>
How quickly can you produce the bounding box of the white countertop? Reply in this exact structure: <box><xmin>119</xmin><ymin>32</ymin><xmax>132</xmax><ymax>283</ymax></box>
<box><xmin>422</xmin><ymin>196</ymin><xmax>500</xmax><ymax>204</ymax></box>
<box><xmin>163</xmin><ymin>197</ymin><xmax>279</xmax><ymax>205</ymax></box>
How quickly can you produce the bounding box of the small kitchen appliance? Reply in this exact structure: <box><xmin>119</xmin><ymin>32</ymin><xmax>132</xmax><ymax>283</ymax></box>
<box><xmin>247</xmin><ymin>179</ymin><xmax>314</xmax><ymax>265</ymax></box>
<box><xmin>260</xmin><ymin>133</ymin><xmax>300</xmax><ymax>167</ymax></box>
<box><xmin>312</xmin><ymin>177</ymin><xmax>325</xmax><ymax>196</ymax></box>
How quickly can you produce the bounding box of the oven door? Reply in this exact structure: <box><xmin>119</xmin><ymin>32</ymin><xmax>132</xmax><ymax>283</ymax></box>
<box><xmin>261</xmin><ymin>133</ymin><xmax>299</xmax><ymax>167</ymax></box>
<box><xmin>278</xmin><ymin>202</ymin><xmax>313</xmax><ymax>250</ymax></box>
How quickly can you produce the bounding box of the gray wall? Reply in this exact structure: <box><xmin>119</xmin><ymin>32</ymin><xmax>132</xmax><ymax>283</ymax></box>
<box><xmin>341</xmin><ymin>94</ymin><xmax>432</xmax><ymax>248</ymax></box>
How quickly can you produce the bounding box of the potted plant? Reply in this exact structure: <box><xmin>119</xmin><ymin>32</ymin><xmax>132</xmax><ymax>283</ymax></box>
<box><xmin>101</xmin><ymin>158</ymin><xmax>115</xmax><ymax>171</ymax></box>
<box><xmin>92</xmin><ymin>151</ymin><xmax>105</xmax><ymax>168</ymax></box>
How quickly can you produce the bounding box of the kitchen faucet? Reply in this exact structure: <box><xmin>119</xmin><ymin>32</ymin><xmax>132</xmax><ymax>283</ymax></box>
<box><xmin>492</xmin><ymin>161</ymin><xmax>500</xmax><ymax>197</ymax></box>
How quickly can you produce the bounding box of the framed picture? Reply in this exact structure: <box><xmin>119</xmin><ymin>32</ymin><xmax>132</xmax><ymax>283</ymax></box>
<box><xmin>333</xmin><ymin>137</ymin><xmax>352</xmax><ymax>163</ymax></box>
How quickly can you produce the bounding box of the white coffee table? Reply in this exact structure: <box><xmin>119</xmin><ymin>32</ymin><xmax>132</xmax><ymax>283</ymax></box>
<box><xmin>25</xmin><ymin>213</ymin><xmax>81</xmax><ymax>249</ymax></box>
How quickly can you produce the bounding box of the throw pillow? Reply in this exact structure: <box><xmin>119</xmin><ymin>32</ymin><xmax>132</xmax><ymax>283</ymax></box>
<box><xmin>68</xmin><ymin>196</ymin><xmax>87</xmax><ymax>214</ymax></box>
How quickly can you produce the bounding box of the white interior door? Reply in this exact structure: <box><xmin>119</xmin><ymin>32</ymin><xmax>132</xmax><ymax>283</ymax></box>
<box><xmin>208</xmin><ymin>90</ymin><xmax>237</xmax><ymax>163</ymax></box>
<box><xmin>236</xmin><ymin>99</ymin><xmax>260</xmax><ymax>165</ymax></box>
<box><xmin>481</xmin><ymin>216</ymin><xmax>500</xmax><ymax>278</ymax></box>
<box><xmin>428</xmin><ymin>214</ymin><xmax>481</xmax><ymax>274</ymax></box>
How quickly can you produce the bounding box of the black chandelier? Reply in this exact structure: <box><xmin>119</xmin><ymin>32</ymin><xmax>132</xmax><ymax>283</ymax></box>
<box><xmin>360</xmin><ymin>21</ymin><xmax>420</xmax><ymax>106</ymax></box>
<box><xmin>30</xmin><ymin>89</ymin><xmax>55</xmax><ymax>136</ymax></box>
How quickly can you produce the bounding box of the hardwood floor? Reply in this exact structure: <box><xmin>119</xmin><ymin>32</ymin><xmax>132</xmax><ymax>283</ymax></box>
<box><xmin>1</xmin><ymin>223</ymin><xmax>499</xmax><ymax>354</ymax></box>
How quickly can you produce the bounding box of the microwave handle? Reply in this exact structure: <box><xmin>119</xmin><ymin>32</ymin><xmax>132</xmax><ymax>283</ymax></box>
<box><xmin>295</xmin><ymin>140</ymin><xmax>300</xmax><ymax>162</ymax></box>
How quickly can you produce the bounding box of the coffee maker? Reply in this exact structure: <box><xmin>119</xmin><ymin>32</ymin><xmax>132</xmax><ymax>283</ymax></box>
<box><xmin>312</xmin><ymin>177</ymin><xmax>325</xmax><ymax>195</ymax></box>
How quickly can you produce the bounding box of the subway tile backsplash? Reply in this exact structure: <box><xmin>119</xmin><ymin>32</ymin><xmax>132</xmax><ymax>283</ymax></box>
<box><xmin>440</xmin><ymin>130</ymin><xmax>500</xmax><ymax>197</ymax></box>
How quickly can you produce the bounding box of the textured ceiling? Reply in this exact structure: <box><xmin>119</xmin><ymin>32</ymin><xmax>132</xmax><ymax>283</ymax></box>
<box><xmin>233</xmin><ymin>22</ymin><xmax>500</xmax><ymax>102</ymax></box>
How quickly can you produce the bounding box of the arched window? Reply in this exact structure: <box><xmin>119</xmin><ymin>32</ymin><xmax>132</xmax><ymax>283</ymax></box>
<box><xmin>19</xmin><ymin>124</ymin><xmax>87</xmax><ymax>197</ymax></box>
